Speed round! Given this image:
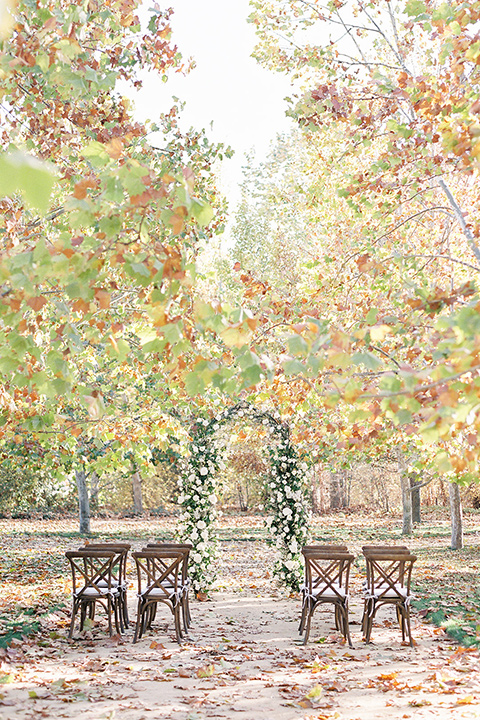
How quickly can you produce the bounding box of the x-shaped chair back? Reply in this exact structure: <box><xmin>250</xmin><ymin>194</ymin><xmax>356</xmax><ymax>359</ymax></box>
<box><xmin>303</xmin><ymin>550</ymin><xmax>353</xmax><ymax>601</ymax></box>
<box><xmin>145</xmin><ymin>543</ymin><xmax>191</xmax><ymax>584</ymax></box>
<box><xmin>79</xmin><ymin>543</ymin><xmax>129</xmax><ymax>586</ymax></box>
<box><xmin>66</xmin><ymin>550</ymin><xmax>116</xmax><ymax>597</ymax></box>
<box><xmin>133</xmin><ymin>550</ymin><xmax>184</xmax><ymax>601</ymax></box>
<box><xmin>364</xmin><ymin>552</ymin><xmax>415</xmax><ymax>600</ymax></box>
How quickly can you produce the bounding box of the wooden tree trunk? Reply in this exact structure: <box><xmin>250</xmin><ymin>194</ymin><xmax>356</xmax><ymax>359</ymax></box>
<box><xmin>237</xmin><ymin>482</ymin><xmax>248</xmax><ymax>511</ymax></box>
<box><xmin>398</xmin><ymin>451</ymin><xmax>412</xmax><ymax>535</ymax></box>
<box><xmin>90</xmin><ymin>472</ymin><xmax>100</xmax><ymax>512</ymax></box>
<box><xmin>330</xmin><ymin>469</ymin><xmax>348</xmax><ymax>509</ymax></box>
<box><xmin>449</xmin><ymin>482</ymin><xmax>463</xmax><ymax>550</ymax></box>
<box><xmin>75</xmin><ymin>468</ymin><xmax>90</xmax><ymax>535</ymax></box>
<box><xmin>410</xmin><ymin>476</ymin><xmax>421</xmax><ymax>523</ymax></box>
<box><xmin>132</xmin><ymin>469</ymin><xmax>143</xmax><ymax>515</ymax></box>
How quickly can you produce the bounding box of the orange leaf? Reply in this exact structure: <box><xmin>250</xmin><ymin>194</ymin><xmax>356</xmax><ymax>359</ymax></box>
<box><xmin>72</xmin><ymin>298</ymin><xmax>90</xmax><ymax>314</ymax></box>
<box><xmin>169</xmin><ymin>210</ymin><xmax>186</xmax><ymax>235</ymax></box>
<box><xmin>73</xmin><ymin>177</ymin><xmax>98</xmax><ymax>200</ymax></box>
<box><xmin>94</xmin><ymin>289</ymin><xmax>111</xmax><ymax>309</ymax></box>
<box><xmin>27</xmin><ymin>296</ymin><xmax>47</xmax><ymax>311</ymax></box>
<box><xmin>105</xmin><ymin>138</ymin><xmax>124</xmax><ymax>159</ymax></box>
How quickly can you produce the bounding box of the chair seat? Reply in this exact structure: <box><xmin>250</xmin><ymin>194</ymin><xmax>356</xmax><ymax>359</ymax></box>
<box><xmin>367</xmin><ymin>583</ymin><xmax>409</xmax><ymax>599</ymax></box>
<box><xmin>77</xmin><ymin>586</ymin><xmax>120</xmax><ymax>598</ymax></box>
<box><xmin>143</xmin><ymin>587</ymin><xmax>178</xmax><ymax>600</ymax></box>
<box><xmin>309</xmin><ymin>584</ymin><xmax>346</xmax><ymax>599</ymax></box>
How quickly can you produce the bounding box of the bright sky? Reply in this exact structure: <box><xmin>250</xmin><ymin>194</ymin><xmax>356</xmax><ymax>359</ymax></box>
<box><xmin>134</xmin><ymin>0</ymin><xmax>295</xmax><ymax>209</ymax></box>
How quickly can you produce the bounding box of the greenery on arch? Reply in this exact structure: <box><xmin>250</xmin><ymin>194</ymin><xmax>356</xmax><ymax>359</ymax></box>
<box><xmin>178</xmin><ymin>402</ymin><xmax>310</xmax><ymax>594</ymax></box>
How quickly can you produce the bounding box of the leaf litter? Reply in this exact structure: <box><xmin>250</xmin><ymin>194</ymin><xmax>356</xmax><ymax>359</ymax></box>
<box><xmin>0</xmin><ymin>512</ymin><xmax>479</xmax><ymax>718</ymax></box>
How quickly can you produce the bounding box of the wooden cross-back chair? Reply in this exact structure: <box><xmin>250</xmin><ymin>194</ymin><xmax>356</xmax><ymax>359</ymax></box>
<box><xmin>362</xmin><ymin>551</ymin><xmax>417</xmax><ymax>647</ymax></box>
<box><xmin>80</xmin><ymin>543</ymin><xmax>131</xmax><ymax>631</ymax></box>
<box><xmin>300</xmin><ymin>548</ymin><xmax>354</xmax><ymax>647</ymax></box>
<box><xmin>145</xmin><ymin>543</ymin><xmax>192</xmax><ymax>632</ymax></box>
<box><xmin>65</xmin><ymin>550</ymin><xmax>122</xmax><ymax>639</ymax></box>
<box><xmin>132</xmin><ymin>549</ymin><xmax>185</xmax><ymax>644</ymax></box>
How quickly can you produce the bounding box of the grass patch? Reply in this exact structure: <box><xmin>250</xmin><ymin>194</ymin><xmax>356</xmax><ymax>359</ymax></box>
<box><xmin>0</xmin><ymin>611</ymin><xmax>40</xmax><ymax>648</ymax></box>
<box><xmin>413</xmin><ymin>590</ymin><xmax>480</xmax><ymax>649</ymax></box>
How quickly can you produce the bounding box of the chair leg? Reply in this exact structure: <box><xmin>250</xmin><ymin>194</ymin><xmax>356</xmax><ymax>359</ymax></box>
<box><xmin>398</xmin><ymin>606</ymin><xmax>406</xmax><ymax>642</ymax></box>
<box><xmin>68</xmin><ymin>599</ymin><xmax>79</xmax><ymax>639</ymax></box>
<box><xmin>299</xmin><ymin>601</ymin><xmax>307</xmax><ymax>635</ymax></box>
<box><xmin>185</xmin><ymin>591</ymin><xmax>192</xmax><ymax>627</ymax></box>
<box><xmin>122</xmin><ymin>590</ymin><xmax>129</xmax><ymax>628</ymax></box>
<box><xmin>341</xmin><ymin>603</ymin><xmax>353</xmax><ymax>648</ymax></box>
<box><xmin>133</xmin><ymin>599</ymin><xmax>144</xmax><ymax>643</ymax></box>
<box><xmin>334</xmin><ymin>605</ymin><xmax>341</xmax><ymax>631</ymax></box>
<box><xmin>80</xmin><ymin>602</ymin><xmax>87</xmax><ymax>632</ymax></box>
<box><xmin>174</xmin><ymin>603</ymin><xmax>183</xmax><ymax>642</ymax></box>
<box><xmin>364</xmin><ymin>601</ymin><xmax>376</xmax><ymax>643</ymax></box>
<box><xmin>141</xmin><ymin>602</ymin><xmax>151</xmax><ymax>635</ymax></box>
<box><xmin>148</xmin><ymin>603</ymin><xmax>157</xmax><ymax>628</ymax></box>
<box><xmin>361</xmin><ymin>600</ymin><xmax>370</xmax><ymax>636</ymax></box>
<box><xmin>106</xmin><ymin>597</ymin><xmax>114</xmax><ymax>636</ymax></box>
<box><xmin>181</xmin><ymin>598</ymin><xmax>189</xmax><ymax>634</ymax></box>
<box><xmin>405</xmin><ymin>606</ymin><xmax>414</xmax><ymax>647</ymax></box>
<box><xmin>113</xmin><ymin>597</ymin><xmax>122</xmax><ymax>635</ymax></box>
<box><xmin>303</xmin><ymin>603</ymin><xmax>314</xmax><ymax>645</ymax></box>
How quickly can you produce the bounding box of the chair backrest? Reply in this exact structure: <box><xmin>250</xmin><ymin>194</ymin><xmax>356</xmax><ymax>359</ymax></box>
<box><xmin>302</xmin><ymin>550</ymin><xmax>354</xmax><ymax>600</ymax></box>
<box><xmin>132</xmin><ymin>550</ymin><xmax>184</xmax><ymax>600</ymax></box>
<box><xmin>303</xmin><ymin>544</ymin><xmax>349</xmax><ymax>553</ymax></box>
<box><xmin>362</xmin><ymin>545</ymin><xmax>409</xmax><ymax>554</ymax></box>
<box><xmin>79</xmin><ymin>543</ymin><xmax>130</xmax><ymax>584</ymax></box>
<box><xmin>66</xmin><ymin>550</ymin><xmax>116</xmax><ymax>596</ymax></box>
<box><xmin>364</xmin><ymin>552</ymin><xmax>417</xmax><ymax>599</ymax></box>
<box><xmin>145</xmin><ymin>544</ymin><xmax>191</xmax><ymax>582</ymax></box>
<box><xmin>148</xmin><ymin>543</ymin><xmax>193</xmax><ymax>549</ymax></box>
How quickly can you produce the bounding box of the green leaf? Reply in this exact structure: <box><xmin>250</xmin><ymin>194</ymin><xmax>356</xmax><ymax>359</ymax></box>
<box><xmin>283</xmin><ymin>359</ymin><xmax>306</xmax><ymax>376</ymax></box>
<box><xmin>352</xmin><ymin>352</ymin><xmax>382</xmax><ymax>370</ymax></box>
<box><xmin>185</xmin><ymin>371</ymin><xmax>205</xmax><ymax>396</ymax></box>
<box><xmin>191</xmin><ymin>198</ymin><xmax>214</xmax><ymax>227</ymax></box>
<box><xmin>81</xmin><ymin>141</ymin><xmax>109</xmax><ymax>165</ymax></box>
<box><xmin>365</xmin><ymin>308</ymin><xmax>378</xmax><ymax>325</ymax></box>
<box><xmin>0</xmin><ymin>151</ymin><xmax>55</xmax><ymax>211</ymax></box>
<box><xmin>240</xmin><ymin>364</ymin><xmax>262</xmax><ymax>387</ymax></box>
<box><xmin>287</xmin><ymin>335</ymin><xmax>308</xmax><ymax>356</ymax></box>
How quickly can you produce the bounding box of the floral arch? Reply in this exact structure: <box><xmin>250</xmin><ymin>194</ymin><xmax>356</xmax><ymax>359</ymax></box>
<box><xmin>178</xmin><ymin>402</ymin><xmax>310</xmax><ymax>594</ymax></box>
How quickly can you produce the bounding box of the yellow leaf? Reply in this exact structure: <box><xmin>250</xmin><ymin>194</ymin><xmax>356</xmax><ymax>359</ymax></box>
<box><xmin>370</xmin><ymin>325</ymin><xmax>392</xmax><ymax>341</ymax></box>
<box><xmin>305</xmin><ymin>684</ymin><xmax>323</xmax><ymax>699</ymax></box>
<box><xmin>220</xmin><ymin>326</ymin><xmax>252</xmax><ymax>349</ymax></box>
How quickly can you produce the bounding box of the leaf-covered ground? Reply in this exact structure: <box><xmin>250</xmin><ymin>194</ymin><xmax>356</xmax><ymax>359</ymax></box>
<box><xmin>0</xmin><ymin>510</ymin><xmax>479</xmax><ymax>719</ymax></box>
